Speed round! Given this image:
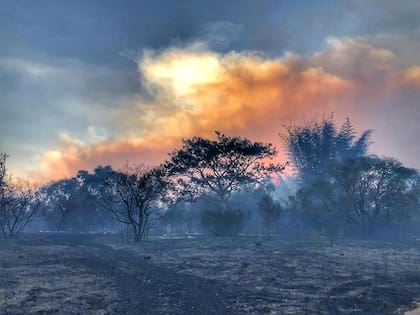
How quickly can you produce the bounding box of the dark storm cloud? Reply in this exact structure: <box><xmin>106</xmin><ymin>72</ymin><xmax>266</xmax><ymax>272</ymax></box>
<box><xmin>2</xmin><ymin>0</ymin><xmax>419</xmax><ymax>61</ymax></box>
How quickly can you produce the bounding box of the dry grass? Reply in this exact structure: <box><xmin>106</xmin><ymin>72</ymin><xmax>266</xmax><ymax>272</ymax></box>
<box><xmin>0</xmin><ymin>234</ymin><xmax>419</xmax><ymax>314</ymax></box>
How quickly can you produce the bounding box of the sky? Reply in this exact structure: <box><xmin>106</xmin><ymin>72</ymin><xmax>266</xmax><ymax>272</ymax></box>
<box><xmin>0</xmin><ymin>0</ymin><xmax>419</xmax><ymax>181</ymax></box>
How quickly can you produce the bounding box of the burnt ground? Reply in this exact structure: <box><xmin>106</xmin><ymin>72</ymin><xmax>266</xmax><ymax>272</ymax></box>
<box><xmin>0</xmin><ymin>234</ymin><xmax>419</xmax><ymax>314</ymax></box>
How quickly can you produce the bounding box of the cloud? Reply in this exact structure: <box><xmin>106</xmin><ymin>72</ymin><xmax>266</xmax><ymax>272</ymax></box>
<box><xmin>0</xmin><ymin>55</ymin><xmax>137</xmax><ymax>178</ymax></box>
<box><xmin>136</xmin><ymin>46</ymin><xmax>355</xmax><ymax>139</ymax></box>
<box><xmin>310</xmin><ymin>37</ymin><xmax>399</xmax><ymax>85</ymax></box>
<box><xmin>196</xmin><ymin>21</ymin><xmax>243</xmax><ymax>50</ymax></box>
<box><xmin>394</xmin><ymin>66</ymin><xmax>420</xmax><ymax>87</ymax></box>
<box><xmin>30</xmin><ymin>44</ymin><xmax>349</xmax><ymax>180</ymax></box>
<box><xmin>21</xmin><ymin>36</ymin><xmax>420</xmax><ymax>181</ymax></box>
<box><xmin>32</xmin><ymin>134</ymin><xmax>172</xmax><ymax>181</ymax></box>
<box><xmin>0</xmin><ymin>57</ymin><xmax>60</xmax><ymax>78</ymax></box>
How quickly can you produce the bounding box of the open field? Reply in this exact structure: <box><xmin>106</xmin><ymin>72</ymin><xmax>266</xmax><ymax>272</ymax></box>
<box><xmin>0</xmin><ymin>234</ymin><xmax>419</xmax><ymax>314</ymax></box>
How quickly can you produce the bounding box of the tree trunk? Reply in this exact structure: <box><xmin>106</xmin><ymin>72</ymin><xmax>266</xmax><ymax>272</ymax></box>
<box><xmin>133</xmin><ymin>232</ymin><xmax>142</xmax><ymax>242</ymax></box>
<box><xmin>363</xmin><ymin>218</ymin><xmax>375</xmax><ymax>238</ymax></box>
<box><xmin>132</xmin><ymin>225</ymin><xmax>142</xmax><ymax>242</ymax></box>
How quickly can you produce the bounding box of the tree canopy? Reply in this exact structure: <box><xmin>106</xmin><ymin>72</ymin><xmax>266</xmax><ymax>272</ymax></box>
<box><xmin>166</xmin><ymin>131</ymin><xmax>285</xmax><ymax>210</ymax></box>
<box><xmin>282</xmin><ymin>117</ymin><xmax>372</xmax><ymax>181</ymax></box>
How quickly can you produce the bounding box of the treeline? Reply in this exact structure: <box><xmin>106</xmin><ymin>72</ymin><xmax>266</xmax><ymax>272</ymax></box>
<box><xmin>0</xmin><ymin>118</ymin><xmax>419</xmax><ymax>242</ymax></box>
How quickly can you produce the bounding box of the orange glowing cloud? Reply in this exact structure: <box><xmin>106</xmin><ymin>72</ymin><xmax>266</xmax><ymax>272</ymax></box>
<box><xmin>32</xmin><ymin>39</ymin><xmax>419</xmax><ymax>182</ymax></box>
<box><xmin>132</xmin><ymin>48</ymin><xmax>356</xmax><ymax>145</ymax></box>
<box><xmin>391</xmin><ymin>66</ymin><xmax>420</xmax><ymax>87</ymax></box>
<box><xmin>33</xmin><ymin>134</ymin><xmax>175</xmax><ymax>181</ymax></box>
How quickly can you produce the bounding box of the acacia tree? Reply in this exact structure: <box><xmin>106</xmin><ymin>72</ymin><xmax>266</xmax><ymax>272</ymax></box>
<box><xmin>94</xmin><ymin>164</ymin><xmax>171</xmax><ymax>242</ymax></box>
<box><xmin>166</xmin><ymin>132</ymin><xmax>285</xmax><ymax>234</ymax></box>
<box><xmin>282</xmin><ymin>117</ymin><xmax>372</xmax><ymax>181</ymax></box>
<box><xmin>295</xmin><ymin>156</ymin><xmax>419</xmax><ymax>237</ymax></box>
<box><xmin>0</xmin><ymin>154</ymin><xmax>42</xmax><ymax>238</ymax></box>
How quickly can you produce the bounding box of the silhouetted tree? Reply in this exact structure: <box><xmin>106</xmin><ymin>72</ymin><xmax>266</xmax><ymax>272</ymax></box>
<box><xmin>282</xmin><ymin>117</ymin><xmax>372</xmax><ymax>181</ymax></box>
<box><xmin>295</xmin><ymin>156</ymin><xmax>419</xmax><ymax>237</ymax></box>
<box><xmin>42</xmin><ymin>166</ymin><xmax>115</xmax><ymax>232</ymax></box>
<box><xmin>94</xmin><ymin>164</ymin><xmax>171</xmax><ymax>242</ymax></box>
<box><xmin>166</xmin><ymin>131</ymin><xmax>285</xmax><ymax>235</ymax></box>
<box><xmin>77</xmin><ymin>166</ymin><xmax>116</xmax><ymax>230</ymax></box>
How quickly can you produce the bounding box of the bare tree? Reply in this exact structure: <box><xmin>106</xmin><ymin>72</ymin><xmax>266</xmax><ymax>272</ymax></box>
<box><xmin>0</xmin><ymin>153</ymin><xmax>7</xmax><ymax>186</ymax></box>
<box><xmin>94</xmin><ymin>164</ymin><xmax>171</xmax><ymax>242</ymax></box>
<box><xmin>0</xmin><ymin>164</ymin><xmax>42</xmax><ymax>239</ymax></box>
<box><xmin>0</xmin><ymin>153</ymin><xmax>8</xmax><ymax>224</ymax></box>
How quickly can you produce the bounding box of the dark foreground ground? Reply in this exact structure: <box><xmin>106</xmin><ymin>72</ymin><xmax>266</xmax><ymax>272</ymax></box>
<box><xmin>0</xmin><ymin>234</ymin><xmax>419</xmax><ymax>314</ymax></box>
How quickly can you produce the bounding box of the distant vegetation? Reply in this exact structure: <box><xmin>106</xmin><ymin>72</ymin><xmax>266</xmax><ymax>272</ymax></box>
<box><xmin>0</xmin><ymin>117</ymin><xmax>419</xmax><ymax>242</ymax></box>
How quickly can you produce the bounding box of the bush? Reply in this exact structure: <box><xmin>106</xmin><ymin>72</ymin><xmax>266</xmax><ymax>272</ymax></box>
<box><xmin>201</xmin><ymin>208</ymin><xmax>245</xmax><ymax>236</ymax></box>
